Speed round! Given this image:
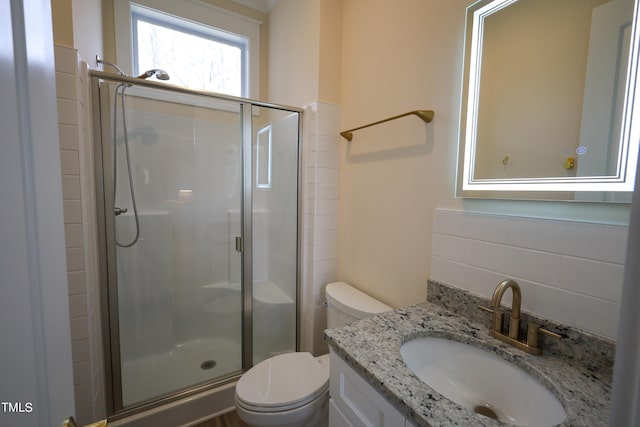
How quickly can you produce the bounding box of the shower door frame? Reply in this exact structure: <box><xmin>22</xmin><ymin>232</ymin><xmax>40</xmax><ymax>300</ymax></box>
<box><xmin>90</xmin><ymin>71</ymin><xmax>304</xmax><ymax>418</ymax></box>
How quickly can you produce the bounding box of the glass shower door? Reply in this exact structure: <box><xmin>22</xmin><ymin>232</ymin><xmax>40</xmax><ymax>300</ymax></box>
<box><xmin>101</xmin><ymin>82</ymin><xmax>244</xmax><ymax>408</ymax></box>
<box><xmin>251</xmin><ymin>107</ymin><xmax>300</xmax><ymax>363</ymax></box>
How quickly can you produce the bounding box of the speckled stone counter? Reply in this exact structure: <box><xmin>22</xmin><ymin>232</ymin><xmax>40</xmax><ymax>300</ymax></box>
<box><xmin>324</xmin><ymin>284</ymin><xmax>613</xmax><ymax>426</ymax></box>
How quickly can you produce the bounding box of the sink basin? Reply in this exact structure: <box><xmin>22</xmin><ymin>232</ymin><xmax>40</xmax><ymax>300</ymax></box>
<box><xmin>400</xmin><ymin>337</ymin><xmax>566</xmax><ymax>426</ymax></box>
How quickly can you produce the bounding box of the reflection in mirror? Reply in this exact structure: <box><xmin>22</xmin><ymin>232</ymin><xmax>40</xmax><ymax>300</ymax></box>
<box><xmin>457</xmin><ymin>0</ymin><xmax>640</xmax><ymax>200</ymax></box>
<box><xmin>256</xmin><ymin>124</ymin><xmax>272</xmax><ymax>189</ymax></box>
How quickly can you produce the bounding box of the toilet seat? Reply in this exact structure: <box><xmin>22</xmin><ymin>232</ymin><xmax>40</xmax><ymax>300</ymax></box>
<box><xmin>235</xmin><ymin>352</ymin><xmax>329</xmax><ymax>413</ymax></box>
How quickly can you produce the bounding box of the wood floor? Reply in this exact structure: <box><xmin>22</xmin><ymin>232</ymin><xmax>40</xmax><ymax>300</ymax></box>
<box><xmin>192</xmin><ymin>410</ymin><xmax>248</xmax><ymax>427</ymax></box>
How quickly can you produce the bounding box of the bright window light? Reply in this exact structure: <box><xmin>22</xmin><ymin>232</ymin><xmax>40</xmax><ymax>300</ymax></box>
<box><xmin>132</xmin><ymin>6</ymin><xmax>247</xmax><ymax>96</ymax></box>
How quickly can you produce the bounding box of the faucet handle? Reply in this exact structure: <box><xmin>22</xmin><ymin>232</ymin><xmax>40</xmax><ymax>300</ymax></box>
<box><xmin>478</xmin><ymin>305</ymin><xmax>494</xmax><ymax>314</ymax></box>
<box><xmin>527</xmin><ymin>322</ymin><xmax>561</xmax><ymax>348</ymax></box>
<box><xmin>478</xmin><ymin>306</ymin><xmax>504</xmax><ymax>333</ymax></box>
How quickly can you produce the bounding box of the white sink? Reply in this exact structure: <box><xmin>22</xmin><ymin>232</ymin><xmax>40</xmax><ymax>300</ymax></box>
<box><xmin>400</xmin><ymin>337</ymin><xmax>566</xmax><ymax>426</ymax></box>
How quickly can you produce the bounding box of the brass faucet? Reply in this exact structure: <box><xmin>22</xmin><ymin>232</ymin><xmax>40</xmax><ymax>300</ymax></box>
<box><xmin>479</xmin><ymin>279</ymin><xmax>560</xmax><ymax>355</ymax></box>
<box><xmin>491</xmin><ymin>279</ymin><xmax>521</xmax><ymax>340</ymax></box>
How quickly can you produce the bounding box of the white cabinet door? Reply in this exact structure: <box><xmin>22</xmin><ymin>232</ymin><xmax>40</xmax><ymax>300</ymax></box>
<box><xmin>329</xmin><ymin>398</ymin><xmax>354</xmax><ymax>427</ymax></box>
<box><xmin>405</xmin><ymin>418</ymin><xmax>418</xmax><ymax>427</ymax></box>
<box><xmin>329</xmin><ymin>350</ymin><xmax>406</xmax><ymax>427</ymax></box>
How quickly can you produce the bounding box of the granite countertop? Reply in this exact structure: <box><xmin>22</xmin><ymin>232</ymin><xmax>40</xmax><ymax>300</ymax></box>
<box><xmin>324</xmin><ymin>302</ymin><xmax>611</xmax><ymax>426</ymax></box>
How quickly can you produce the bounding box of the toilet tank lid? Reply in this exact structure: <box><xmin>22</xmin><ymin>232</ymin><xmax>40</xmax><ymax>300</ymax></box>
<box><xmin>325</xmin><ymin>282</ymin><xmax>392</xmax><ymax>319</ymax></box>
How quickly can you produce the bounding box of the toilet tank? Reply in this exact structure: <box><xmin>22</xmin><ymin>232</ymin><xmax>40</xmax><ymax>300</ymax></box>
<box><xmin>325</xmin><ymin>282</ymin><xmax>393</xmax><ymax>329</ymax></box>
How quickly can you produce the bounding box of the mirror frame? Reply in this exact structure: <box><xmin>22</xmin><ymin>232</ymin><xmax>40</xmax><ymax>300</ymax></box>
<box><xmin>457</xmin><ymin>0</ymin><xmax>640</xmax><ymax>199</ymax></box>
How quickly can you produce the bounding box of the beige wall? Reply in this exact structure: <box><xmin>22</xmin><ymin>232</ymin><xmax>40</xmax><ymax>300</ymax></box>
<box><xmin>268</xmin><ymin>0</ymin><xmax>321</xmax><ymax>106</ymax></box>
<box><xmin>337</xmin><ymin>0</ymin><xmax>631</xmax><ymax>309</ymax></box>
<box><xmin>338</xmin><ymin>0</ymin><xmax>469</xmax><ymax>308</ymax></box>
<box><xmin>71</xmin><ymin>0</ymin><xmax>103</xmax><ymax>64</ymax></box>
<box><xmin>268</xmin><ymin>0</ymin><xmax>342</xmax><ymax>106</ymax></box>
<box><xmin>51</xmin><ymin>0</ymin><xmax>74</xmax><ymax>47</ymax></box>
<box><xmin>51</xmin><ymin>0</ymin><xmax>103</xmax><ymax>62</ymax></box>
<box><xmin>318</xmin><ymin>0</ymin><xmax>343</xmax><ymax>104</ymax></box>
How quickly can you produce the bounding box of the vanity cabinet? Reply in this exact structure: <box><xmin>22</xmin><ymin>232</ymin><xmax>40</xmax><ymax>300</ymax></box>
<box><xmin>329</xmin><ymin>350</ymin><xmax>417</xmax><ymax>427</ymax></box>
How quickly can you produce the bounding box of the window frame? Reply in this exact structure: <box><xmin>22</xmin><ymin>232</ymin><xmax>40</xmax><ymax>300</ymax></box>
<box><xmin>114</xmin><ymin>0</ymin><xmax>261</xmax><ymax>98</ymax></box>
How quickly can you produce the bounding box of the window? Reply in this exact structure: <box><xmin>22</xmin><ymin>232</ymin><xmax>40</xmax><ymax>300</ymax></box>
<box><xmin>132</xmin><ymin>6</ymin><xmax>245</xmax><ymax>96</ymax></box>
<box><xmin>114</xmin><ymin>0</ymin><xmax>260</xmax><ymax>97</ymax></box>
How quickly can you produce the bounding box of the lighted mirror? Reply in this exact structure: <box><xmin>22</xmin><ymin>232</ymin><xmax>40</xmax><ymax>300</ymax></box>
<box><xmin>256</xmin><ymin>124</ymin><xmax>272</xmax><ymax>189</ymax></box>
<box><xmin>457</xmin><ymin>0</ymin><xmax>640</xmax><ymax>201</ymax></box>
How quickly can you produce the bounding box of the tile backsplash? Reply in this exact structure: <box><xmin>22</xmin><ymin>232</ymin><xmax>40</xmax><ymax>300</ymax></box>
<box><xmin>431</xmin><ymin>208</ymin><xmax>627</xmax><ymax>339</ymax></box>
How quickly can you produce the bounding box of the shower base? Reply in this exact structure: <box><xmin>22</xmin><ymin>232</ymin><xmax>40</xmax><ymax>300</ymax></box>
<box><xmin>121</xmin><ymin>336</ymin><xmax>242</xmax><ymax>407</ymax></box>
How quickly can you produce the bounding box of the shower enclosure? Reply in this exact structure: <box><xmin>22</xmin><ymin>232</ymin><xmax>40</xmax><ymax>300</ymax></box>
<box><xmin>90</xmin><ymin>71</ymin><xmax>302</xmax><ymax>416</ymax></box>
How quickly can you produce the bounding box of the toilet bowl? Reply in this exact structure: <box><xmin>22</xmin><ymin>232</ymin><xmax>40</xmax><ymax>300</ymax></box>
<box><xmin>234</xmin><ymin>282</ymin><xmax>392</xmax><ymax>427</ymax></box>
<box><xmin>235</xmin><ymin>352</ymin><xmax>329</xmax><ymax>427</ymax></box>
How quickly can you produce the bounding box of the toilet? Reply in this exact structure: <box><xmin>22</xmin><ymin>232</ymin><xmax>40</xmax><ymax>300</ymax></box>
<box><xmin>234</xmin><ymin>282</ymin><xmax>393</xmax><ymax>427</ymax></box>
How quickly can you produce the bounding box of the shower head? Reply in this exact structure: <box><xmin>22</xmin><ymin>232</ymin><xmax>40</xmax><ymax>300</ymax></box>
<box><xmin>96</xmin><ymin>55</ymin><xmax>127</xmax><ymax>76</ymax></box>
<box><xmin>95</xmin><ymin>56</ymin><xmax>169</xmax><ymax>81</ymax></box>
<box><xmin>136</xmin><ymin>69</ymin><xmax>170</xmax><ymax>81</ymax></box>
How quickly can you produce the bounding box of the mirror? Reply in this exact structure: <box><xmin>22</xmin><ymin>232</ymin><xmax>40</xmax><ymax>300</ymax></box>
<box><xmin>457</xmin><ymin>0</ymin><xmax>640</xmax><ymax>201</ymax></box>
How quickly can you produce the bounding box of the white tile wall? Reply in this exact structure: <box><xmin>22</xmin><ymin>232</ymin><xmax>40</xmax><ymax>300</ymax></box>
<box><xmin>431</xmin><ymin>208</ymin><xmax>627</xmax><ymax>339</ymax></box>
<box><xmin>55</xmin><ymin>45</ymin><xmax>105</xmax><ymax>425</ymax></box>
<box><xmin>302</xmin><ymin>101</ymin><xmax>341</xmax><ymax>355</ymax></box>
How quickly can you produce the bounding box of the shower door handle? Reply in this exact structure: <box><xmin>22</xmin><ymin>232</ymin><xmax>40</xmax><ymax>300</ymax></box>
<box><xmin>114</xmin><ymin>207</ymin><xmax>128</xmax><ymax>216</ymax></box>
<box><xmin>235</xmin><ymin>236</ymin><xmax>243</xmax><ymax>252</ymax></box>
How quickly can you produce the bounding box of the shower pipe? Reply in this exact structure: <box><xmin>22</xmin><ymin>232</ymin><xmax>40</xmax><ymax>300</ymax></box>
<box><xmin>339</xmin><ymin>109</ymin><xmax>435</xmax><ymax>141</ymax></box>
<box><xmin>112</xmin><ymin>82</ymin><xmax>141</xmax><ymax>247</ymax></box>
<box><xmin>96</xmin><ymin>55</ymin><xmax>170</xmax><ymax>81</ymax></box>
<box><xmin>96</xmin><ymin>57</ymin><xmax>171</xmax><ymax>247</ymax></box>
<box><xmin>112</xmin><ymin>78</ymin><xmax>168</xmax><ymax>247</ymax></box>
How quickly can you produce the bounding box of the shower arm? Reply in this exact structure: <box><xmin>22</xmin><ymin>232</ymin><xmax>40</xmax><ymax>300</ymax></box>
<box><xmin>96</xmin><ymin>56</ymin><xmax>170</xmax><ymax>82</ymax></box>
<box><xmin>96</xmin><ymin>55</ymin><xmax>127</xmax><ymax>76</ymax></box>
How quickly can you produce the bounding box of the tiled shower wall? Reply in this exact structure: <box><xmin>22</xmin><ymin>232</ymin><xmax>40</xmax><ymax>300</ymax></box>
<box><xmin>302</xmin><ymin>101</ymin><xmax>341</xmax><ymax>355</ymax></box>
<box><xmin>431</xmin><ymin>208</ymin><xmax>627</xmax><ymax>339</ymax></box>
<box><xmin>54</xmin><ymin>45</ymin><xmax>105</xmax><ymax>425</ymax></box>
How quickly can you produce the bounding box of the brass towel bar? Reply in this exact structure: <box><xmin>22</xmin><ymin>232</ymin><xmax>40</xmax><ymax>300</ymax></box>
<box><xmin>339</xmin><ymin>109</ymin><xmax>434</xmax><ymax>141</ymax></box>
